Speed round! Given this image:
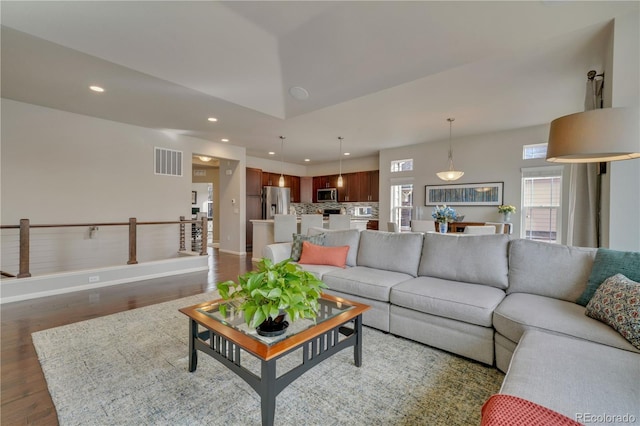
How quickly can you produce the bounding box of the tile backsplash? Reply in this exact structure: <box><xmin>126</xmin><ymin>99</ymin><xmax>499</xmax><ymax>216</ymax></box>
<box><xmin>291</xmin><ymin>202</ymin><xmax>379</xmax><ymax>218</ymax></box>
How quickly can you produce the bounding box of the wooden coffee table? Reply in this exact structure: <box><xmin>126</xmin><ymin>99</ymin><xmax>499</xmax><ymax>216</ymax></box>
<box><xmin>179</xmin><ymin>293</ymin><xmax>370</xmax><ymax>426</ymax></box>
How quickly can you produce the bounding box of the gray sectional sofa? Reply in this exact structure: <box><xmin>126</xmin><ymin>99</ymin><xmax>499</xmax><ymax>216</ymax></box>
<box><xmin>263</xmin><ymin>229</ymin><xmax>640</xmax><ymax>422</ymax></box>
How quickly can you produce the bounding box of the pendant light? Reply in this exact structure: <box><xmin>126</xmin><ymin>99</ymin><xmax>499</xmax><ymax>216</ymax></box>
<box><xmin>278</xmin><ymin>136</ymin><xmax>285</xmax><ymax>187</ymax></box>
<box><xmin>547</xmin><ymin>107</ymin><xmax>639</xmax><ymax>162</ymax></box>
<box><xmin>436</xmin><ymin>118</ymin><xmax>464</xmax><ymax>181</ymax></box>
<box><xmin>337</xmin><ymin>137</ymin><xmax>344</xmax><ymax>187</ymax></box>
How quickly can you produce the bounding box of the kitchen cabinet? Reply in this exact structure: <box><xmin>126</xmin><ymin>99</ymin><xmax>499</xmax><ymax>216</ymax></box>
<box><xmin>289</xmin><ymin>176</ymin><xmax>300</xmax><ymax>202</ymax></box>
<box><xmin>246</xmin><ymin>168</ymin><xmax>263</xmax><ymax>251</ymax></box>
<box><xmin>313</xmin><ymin>170</ymin><xmax>379</xmax><ymax>202</ymax></box>
<box><xmin>367</xmin><ymin>170</ymin><xmax>379</xmax><ymax>202</ymax></box>
<box><xmin>261</xmin><ymin>172</ymin><xmax>300</xmax><ymax>202</ymax></box>
<box><xmin>247</xmin><ymin>168</ymin><xmax>262</xmax><ymax>196</ymax></box>
<box><xmin>313</xmin><ymin>175</ymin><xmax>338</xmax><ymax>202</ymax></box>
<box><xmin>339</xmin><ymin>173</ymin><xmax>360</xmax><ymax>202</ymax></box>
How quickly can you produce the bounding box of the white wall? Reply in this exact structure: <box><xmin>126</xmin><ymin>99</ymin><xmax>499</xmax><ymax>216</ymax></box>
<box><xmin>246</xmin><ymin>155</ymin><xmax>307</xmax><ymax>177</ymax></box>
<box><xmin>379</xmin><ymin>125</ymin><xmax>554</xmax><ymax>238</ymax></box>
<box><xmin>305</xmin><ymin>155</ymin><xmax>379</xmax><ymax>177</ymax></box>
<box><xmin>1</xmin><ymin>99</ymin><xmax>247</xmax><ymax>275</ymax></box>
<box><xmin>246</xmin><ymin>154</ymin><xmax>379</xmax><ymax>178</ymax></box>
<box><xmin>604</xmin><ymin>14</ymin><xmax>640</xmax><ymax>251</ymax></box>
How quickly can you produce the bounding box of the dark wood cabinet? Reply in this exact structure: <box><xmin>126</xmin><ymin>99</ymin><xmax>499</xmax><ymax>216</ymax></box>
<box><xmin>313</xmin><ymin>175</ymin><xmax>337</xmax><ymax>202</ymax></box>
<box><xmin>368</xmin><ymin>170</ymin><xmax>379</xmax><ymax>202</ymax></box>
<box><xmin>313</xmin><ymin>170</ymin><xmax>379</xmax><ymax>203</ymax></box>
<box><xmin>257</xmin><ymin>171</ymin><xmax>300</xmax><ymax>202</ymax></box>
<box><xmin>289</xmin><ymin>176</ymin><xmax>300</xmax><ymax>202</ymax></box>
<box><xmin>246</xmin><ymin>168</ymin><xmax>262</xmax><ymax>196</ymax></box>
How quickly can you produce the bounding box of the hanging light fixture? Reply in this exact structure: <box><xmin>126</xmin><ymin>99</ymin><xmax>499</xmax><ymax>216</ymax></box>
<box><xmin>278</xmin><ymin>136</ymin><xmax>285</xmax><ymax>187</ymax></box>
<box><xmin>337</xmin><ymin>137</ymin><xmax>344</xmax><ymax>187</ymax></box>
<box><xmin>436</xmin><ymin>118</ymin><xmax>464</xmax><ymax>181</ymax></box>
<box><xmin>547</xmin><ymin>107</ymin><xmax>639</xmax><ymax>163</ymax></box>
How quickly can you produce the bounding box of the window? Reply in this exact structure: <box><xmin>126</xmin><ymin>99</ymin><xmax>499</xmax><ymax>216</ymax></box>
<box><xmin>523</xmin><ymin>143</ymin><xmax>548</xmax><ymax>160</ymax></box>
<box><xmin>521</xmin><ymin>167</ymin><xmax>562</xmax><ymax>242</ymax></box>
<box><xmin>390</xmin><ymin>159</ymin><xmax>413</xmax><ymax>172</ymax></box>
<box><xmin>390</xmin><ymin>183</ymin><xmax>413</xmax><ymax>231</ymax></box>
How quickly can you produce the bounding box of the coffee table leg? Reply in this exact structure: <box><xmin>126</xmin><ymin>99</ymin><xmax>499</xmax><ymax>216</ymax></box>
<box><xmin>188</xmin><ymin>319</ymin><xmax>198</xmax><ymax>372</ymax></box>
<box><xmin>260</xmin><ymin>360</ymin><xmax>277</xmax><ymax>426</ymax></box>
<box><xmin>354</xmin><ymin>314</ymin><xmax>363</xmax><ymax>367</ymax></box>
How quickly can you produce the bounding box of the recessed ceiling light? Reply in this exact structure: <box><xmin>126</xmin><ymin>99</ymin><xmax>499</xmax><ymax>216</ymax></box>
<box><xmin>89</xmin><ymin>85</ymin><xmax>104</xmax><ymax>93</ymax></box>
<box><xmin>304</xmin><ymin>159</ymin><xmax>310</xmax><ymax>162</ymax></box>
<box><xmin>198</xmin><ymin>156</ymin><xmax>212</xmax><ymax>162</ymax></box>
<box><xmin>344</xmin><ymin>152</ymin><xmax>351</xmax><ymax>156</ymax></box>
<box><xmin>221</xmin><ymin>138</ymin><xmax>229</xmax><ymax>142</ymax></box>
<box><xmin>268</xmin><ymin>151</ymin><xmax>275</xmax><ymax>155</ymax></box>
<box><xmin>288</xmin><ymin>86</ymin><xmax>309</xmax><ymax>100</ymax></box>
<box><xmin>207</xmin><ymin>117</ymin><xmax>218</xmax><ymax>122</ymax></box>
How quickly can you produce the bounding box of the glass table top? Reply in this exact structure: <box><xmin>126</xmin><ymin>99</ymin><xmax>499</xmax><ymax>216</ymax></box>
<box><xmin>196</xmin><ymin>297</ymin><xmax>355</xmax><ymax>345</ymax></box>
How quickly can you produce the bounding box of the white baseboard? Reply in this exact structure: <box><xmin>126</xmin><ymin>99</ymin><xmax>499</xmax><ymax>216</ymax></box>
<box><xmin>0</xmin><ymin>256</ymin><xmax>208</xmax><ymax>304</ymax></box>
<box><xmin>218</xmin><ymin>248</ymin><xmax>247</xmax><ymax>256</ymax></box>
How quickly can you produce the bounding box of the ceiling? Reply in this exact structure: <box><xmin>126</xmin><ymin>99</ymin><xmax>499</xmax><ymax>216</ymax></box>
<box><xmin>1</xmin><ymin>1</ymin><xmax>637</xmax><ymax>165</ymax></box>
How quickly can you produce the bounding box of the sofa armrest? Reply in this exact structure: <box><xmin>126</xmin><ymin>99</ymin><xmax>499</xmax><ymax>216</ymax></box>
<box><xmin>262</xmin><ymin>242</ymin><xmax>293</xmax><ymax>263</ymax></box>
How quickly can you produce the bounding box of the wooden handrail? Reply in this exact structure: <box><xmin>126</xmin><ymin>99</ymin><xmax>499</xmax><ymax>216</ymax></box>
<box><xmin>1</xmin><ymin>216</ymin><xmax>210</xmax><ymax>278</ymax></box>
<box><xmin>0</xmin><ymin>219</ymin><xmax>202</xmax><ymax>229</ymax></box>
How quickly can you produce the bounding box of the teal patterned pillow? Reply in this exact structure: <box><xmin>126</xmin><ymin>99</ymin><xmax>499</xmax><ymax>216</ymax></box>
<box><xmin>577</xmin><ymin>248</ymin><xmax>640</xmax><ymax>306</ymax></box>
<box><xmin>585</xmin><ymin>273</ymin><xmax>640</xmax><ymax>350</ymax></box>
<box><xmin>290</xmin><ymin>233</ymin><xmax>325</xmax><ymax>261</ymax></box>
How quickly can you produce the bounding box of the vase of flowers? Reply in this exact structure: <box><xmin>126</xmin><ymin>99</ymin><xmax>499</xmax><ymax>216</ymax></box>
<box><xmin>497</xmin><ymin>205</ymin><xmax>516</xmax><ymax>223</ymax></box>
<box><xmin>432</xmin><ymin>205</ymin><xmax>457</xmax><ymax>233</ymax></box>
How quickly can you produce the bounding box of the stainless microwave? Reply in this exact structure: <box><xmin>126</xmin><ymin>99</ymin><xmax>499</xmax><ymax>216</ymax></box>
<box><xmin>317</xmin><ymin>188</ymin><xmax>338</xmax><ymax>202</ymax></box>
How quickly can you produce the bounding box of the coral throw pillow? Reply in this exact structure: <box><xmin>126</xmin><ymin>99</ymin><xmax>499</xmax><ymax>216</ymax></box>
<box><xmin>481</xmin><ymin>394</ymin><xmax>582</xmax><ymax>426</ymax></box>
<box><xmin>298</xmin><ymin>241</ymin><xmax>349</xmax><ymax>268</ymax></box>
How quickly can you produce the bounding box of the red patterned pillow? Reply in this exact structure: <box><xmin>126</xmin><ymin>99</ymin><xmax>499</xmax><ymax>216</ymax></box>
<box><xmin>585</xmin><ymin>273</ymin><xmax>640</xmax><ymax>349</ymax></box>
<box><xmin>481</xmin><ymin>394</ymin><xmax>582</xmax><ymax>425</ymax></box>
<box><xmin>298</xmin><ymin>241</ymin><xmax>349</xmax><ymax>268</ymax></box>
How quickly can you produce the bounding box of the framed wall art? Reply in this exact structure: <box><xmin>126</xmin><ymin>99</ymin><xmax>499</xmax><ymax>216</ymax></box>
<box><xmin>191</xmin><ymin>191</ymin><xmax>197</xmax><ymax>205</ymax></box>
<box><xmin>425</xmin><ymin>182</ymin><xmax>503</xmax><ymax>206</ymax></box>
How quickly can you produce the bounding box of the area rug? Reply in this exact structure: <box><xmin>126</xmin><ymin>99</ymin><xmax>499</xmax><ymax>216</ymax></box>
<box><xmin>32</xmin><ymin>292</ymin><xmax>504</xmax><ymax>425</ymax></box>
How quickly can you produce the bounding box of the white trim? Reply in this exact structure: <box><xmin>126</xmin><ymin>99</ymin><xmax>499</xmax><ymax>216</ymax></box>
<box><xmin>0</xmin><ymin>256</ymin><xmax>208</xmax><ymax>304</ymax></box>
<box><xmin>218</xmin><ymin>248</ymin><xmax>247</xmax><ymax>256</ymax></box>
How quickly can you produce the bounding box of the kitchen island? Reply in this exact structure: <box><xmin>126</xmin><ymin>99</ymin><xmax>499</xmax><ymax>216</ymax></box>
<box><xmin>250</xmin><ymin>218</ymin><xmax>375</xmax><ymax>262</ymax></box>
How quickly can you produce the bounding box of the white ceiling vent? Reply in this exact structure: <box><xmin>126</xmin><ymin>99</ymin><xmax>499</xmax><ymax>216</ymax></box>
<box><xmin>154</xmin><ymin>147</ymin><xmax>183</xmax><ymax>177</ymax></box>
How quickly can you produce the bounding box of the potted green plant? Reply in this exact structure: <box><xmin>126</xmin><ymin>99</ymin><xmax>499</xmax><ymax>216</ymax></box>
<box><xmin>216</xmin><ymin>258</ymin><xmax>328</xmax><ymax>336</ymax></box>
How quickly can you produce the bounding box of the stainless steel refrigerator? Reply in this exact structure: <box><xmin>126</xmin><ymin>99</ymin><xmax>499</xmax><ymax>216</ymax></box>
<box><xmin>262</xmin><ymin>186</ymin><xmax>291</xmax><ymax>219</ymax></box>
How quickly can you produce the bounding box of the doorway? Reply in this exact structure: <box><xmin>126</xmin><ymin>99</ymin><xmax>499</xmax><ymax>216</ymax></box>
<box><xmin>192</xmin><ymin>156</ymin><xmax>220</xmax><ymax>247</ymax></box>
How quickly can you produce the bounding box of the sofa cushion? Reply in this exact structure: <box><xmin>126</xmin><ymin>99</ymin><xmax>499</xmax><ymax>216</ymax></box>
<box><xmin>576</xmin><ymin>248</ymin><xmax>640</xmax><ymax>306</ymax></box>
<box><xmin>418</xmin><ymin>233</ymin><xmax>509</xmax><ymax>289</ymax></box>
<box><xmin>500</xmin><ymin>330</ymin><xmax>640</xmax><ymax>422</ymax></box>
<box><xmin>507</xmin><ymin>239</ymin><xmax>595</xmax><ymax>302</ymax></box>
<box><xmin>493</xmin><ymin>293</ymin><xmax>639</xmax><ymax>353</ymax></box>
<box><xmin>322</xmin><ymin>266</ymin><xmax>413</xmax><ymax>302</ymax></box>
<box><xmin>295</xmin><ymin>263</ymin><xmax>343</xmax><ymax>280</ymax></box>
<box><xmin>390</xmin><ymin>276</ymin><xmax>506</xmax><ymax>327</ymax></box>
<box><xmin>290</xmin><ymin>233</ymin><xmax>325</xmax><ymax>261</ymax></box>
<box><xmin>298</xmin><ymin>242</ymin><xmax>349</xmax><ymax>268</ymax></box>
<box><xmin>356</xmin><ymin>230</ymin><xmax>423</xmax><ymax>277</ymax></box>
<box><xmin>308</xmin><ymin>227</ymin><xmax>360</xmax><ymax>267</ymax></box>
<box><xmin>586</xmin><ymin>273</ymin><xmax>640</xmax><ymax>350</ymax></box>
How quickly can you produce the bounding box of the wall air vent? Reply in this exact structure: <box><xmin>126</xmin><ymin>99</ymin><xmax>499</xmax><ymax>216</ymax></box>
<box><xmin>154</xmin><ymin>147</ymin><xmax>183</xmax><ymax>177</ymax></box>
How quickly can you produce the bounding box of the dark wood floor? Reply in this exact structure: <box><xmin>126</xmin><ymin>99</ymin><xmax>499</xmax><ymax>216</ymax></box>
<box><xmin>1</xmin><ymin>249</ymin><xmax>254</xmax><ymax>425</ymax></box>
